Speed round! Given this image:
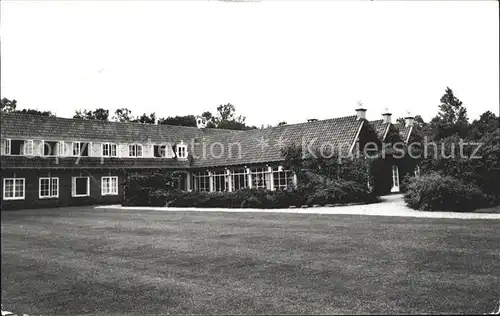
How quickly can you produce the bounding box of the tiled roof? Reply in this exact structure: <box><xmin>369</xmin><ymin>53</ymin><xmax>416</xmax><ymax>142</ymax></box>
<box><xmin>395</xmin><ymin>123</ymin><xmax>413</xmax><ymax>143</ymax></box>
<box><xmin>369</xmin><ymin>119</ymin><xmax>413</xmax><ymax>142</ymax></box>
<box><xmin>191</xmin><ymin>115</ymin><xmax>363</xmax><ymax>168</ymax></box>
<box><xmin>0</xmin><ymin>113</ymin><xmax>204</xmax><ymax>144</ymax></box>
<box><xmin>2</xmin><ymin>113</ymin><xmax>416</xmax><ymax>168</ymax></box>
<box><xmin>369</xmin><ymin>119</ymin><xmax>392</xmax><ymax>141</ymax></box>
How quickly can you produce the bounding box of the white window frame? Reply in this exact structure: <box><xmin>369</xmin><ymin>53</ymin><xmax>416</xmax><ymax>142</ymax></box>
<box><xmin>58</xmin><ymin>141</ymin><xmax>65</xmax><ymax>157</ymax></box>
<box><xmin>101</xmin><ymin>176</ymin><xmax>118</xmax><ymax>195</ymax></box>
<box><xmin>24</xmin><ymin>140</ymin><xmax>34</xmax><ymax>156</ymax></box>
<box><xmin>176</xmin><ymin>144</ymin><xmax>187</xmax><ymax>159</ymax></box>
<box><xmin>101</xmin><ymin>143</ymin><xmax>117</xmax><ymax>157</ymax></box>
<box><xmin>72</xmin><ymin>142</ymin><xmax>81</xmax><ymax>156</ymax></box>
<box><xmin>3</xmin><ymin>178</ymin><xmax>25</xmax><ymax>200</ymax></box>
<box><xmin>72</xmin><ymin>176</ymin><xmax>90</xmax><ymax>197</ymax></box>
<box><xmin>39</xmin><ymin>177</ymin><xmax>59</xmax><ymax>199</ymax></box>
<box><xmin>41</xmin><ymin>141</ymin><xmax>60</xmax><ymax>157</ymax></box>
<box><xmin>128</xmin><ymin>144</ymin><xmax>143</xmax><ymax>157</ymax></box>
<box><xmin>2</xmin><ymin>139</ymin><xmax>11</xmax><ymax>155</ymax></box>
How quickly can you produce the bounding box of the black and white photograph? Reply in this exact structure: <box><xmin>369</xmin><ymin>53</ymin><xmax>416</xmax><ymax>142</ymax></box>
<box><xmin>1</xmin><ymin>0</ymin><xmax>499</xmax><ymax>315</ymax></box>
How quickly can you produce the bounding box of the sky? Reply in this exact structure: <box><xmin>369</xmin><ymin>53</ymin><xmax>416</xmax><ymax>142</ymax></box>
<box><xmin>1</xmin><ymin>0</ymin><xmax>498</xmax><ymax>127</ymax></box>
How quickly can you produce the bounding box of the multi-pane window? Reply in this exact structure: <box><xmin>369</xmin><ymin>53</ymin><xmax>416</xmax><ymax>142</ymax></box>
<box><xmin>72</xmin><ymin>142</ymin><xmax>81</xmax><ymax>156</ymax></box>
<box><xmin>102</xmin><ymin>143</ymin><xmax>117</xmax><ymax>157</ymax></box>
<box><xmin>392</xmin><ymin>165</ymin><xmax>400</xmax><ymax>188</ymax></box>
<box><xmin>39</xmin><ymin>177</ymin><xmax>59</xmax><ymax>198</ymax></box>
<box><xmin>414</xmin><ymin>165</ymin><xmax>421</xmax><ymax>177</ymax></box>
<box><xmin>57</xmin><ymin>141</ymin><xmax>65</xmax><ymax>156</ymax></box>
<box><xmin>101</xmin><ymin>176</ymin><xmax>118</xmax><ymax>195</ymax></box>
<box><xmin>128</xmin><ymin>144</ymin><xmax>143</xmax><ymax>157</ymax></box>
<box><xmin>212</xmin><ymin>170</ymin><xmax>228</xmax><ymax>192</ymax></box>
<box><xmin>231</xmin><ymin>168</ymin><xmax>248</xmax><ymax>191</ymax></box>
<box><xmin>177</xmin><ymin>145</ymin><xmax>187</xmax><ymax>159</ymax></box>
<box><xmin>192</xmin><ymin>172</ymin><xmax>210</xmax><ymax>192</ymax></box>
<box><xmin>272</xmin><ymin>167</ymin><xmax>293</xmax><ymax>190</ymax></box>
<box><xmin>24</xmin><ymin>140</ymin><xmax>34</xmax><ymax>155</ymax></box>
<box><xmin>72</xmin><ymin>177</ymin><xmax>90</xmax><ymax>197</ymax></box>
<box><xmin>6</xmin><ymin>140</ymin><xmax>24</xmax><ymax>155</ymax></box>
<box><xmin>72</xmin><ymin>142</ymin><xmax>90</xmax><ymax>156</ymax></box>
<box><xmin>3</xmin><ymin>178</ymin><xmax>25</xmax><ymax>200</ymax></box>
<box><xmin>153</xmin><ymin>145</ymin><xmax>170</xmax><ymax>158</ymax></box>
<box><xmin>2</xmin><ymin>139</ymin><xmax>11</xmax><ymax>155</ymax></box>
<box><xmin>251</xmin><ymin>167</ymin><xmax>269</xmax><ymax>189</ymax></box>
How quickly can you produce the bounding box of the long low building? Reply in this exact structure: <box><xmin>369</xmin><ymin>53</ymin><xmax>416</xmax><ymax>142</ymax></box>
<box><xmin>0</xmin><ymin>107</ymin><xmax>416</xmax><ymax>209</ymax></box>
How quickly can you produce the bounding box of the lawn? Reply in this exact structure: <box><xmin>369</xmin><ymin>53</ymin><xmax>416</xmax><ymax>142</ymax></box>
<box><xmin>1</xmin><ymin>206</ymin><xmax>500</xmax><ymax>315</ymax></box>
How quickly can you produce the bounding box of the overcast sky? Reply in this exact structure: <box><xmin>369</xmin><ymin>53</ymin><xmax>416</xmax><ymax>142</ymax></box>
<box><xmin>1</xmin><ymin>1</ymin><xmax>498</xmax><ymax>127</ymax></box>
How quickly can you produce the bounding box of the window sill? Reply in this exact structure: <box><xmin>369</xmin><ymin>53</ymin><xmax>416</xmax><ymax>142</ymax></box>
<box><xmin>72</xmin><ymin>194</ymin><xmax>90</xmax><ymax>198</ymax></box>
<box><xmin>3</xmin><ymin>197</ymin><xmax>25</xmax><ymax>200</ymax></box>
<box><xmin>102</xmin><ymin>193</ymin><xmax>118</xmax><ymax>196</ymax></box>
<box><xmin>39</xmin><ymin>196</ymin><xmax>59</xmax><ymax>199</ymax></box>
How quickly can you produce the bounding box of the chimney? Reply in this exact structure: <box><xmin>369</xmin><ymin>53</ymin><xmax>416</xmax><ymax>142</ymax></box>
<box><xmin>355</xmin><ymin>102</ymin><xmax>366</xmax><ymax>120</ymax></box>
<box><xmin>382</xmin><ymin>111</ymin><xmax>392</xmax><ymax>124</ymax></box>
<box><xmin>195</xmin><ymin>116</ymin><xmax>207</xmax><ymax>129</ymax></box>
<box><xmin>404</xmin><ymin>110</ymin><xmax>414</xmax><ymax>127</ymax></box>
<box><xmin>405</xmin><ymin>116</ymin><xmax>414</xmax><ymax>127</ymax></box>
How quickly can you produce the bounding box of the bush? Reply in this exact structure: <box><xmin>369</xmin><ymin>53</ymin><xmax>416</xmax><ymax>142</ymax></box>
<box><xmin>123</xmin><ymin>170</ymin><xmax>378</xmax><ymax>208</ymax></box>
<box><xmin>404</xmin><ymin>173</ymin><xmax>488</xmax><ymax>212</ymax></box>
<box><xmin>305</xmin><ymin>180</ymin><xmax>379</xmax><ymax>206</ymax></box>
<box><xmin>123</xmin><ymin>172</ymin><xmax>180</xmax><ymax>206</ymax></box>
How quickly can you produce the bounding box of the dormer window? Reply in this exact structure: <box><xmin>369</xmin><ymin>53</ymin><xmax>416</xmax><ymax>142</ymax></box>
<box><xmin>24</xmin><ymin>140</ymin><xmax>34</xmax><ymax>156</ymax></box>
<box><xmin>129</xmin><ymin>144</ymin><xmax>143</xmax><ymax>157</ymax></box>
<box><xmin>176</xmin><ymin>143</ymin><xmax>187</xmax><ymax>159</ymax></box>
<box><xmin>102</xmin><ymin>143</ymin><xmax>117</xmax><ymax>157</ymax></box>
<box><xmin>72</xmin><ymin>142</ymin><xmax>90</xmax><ymax>157</ymax></box>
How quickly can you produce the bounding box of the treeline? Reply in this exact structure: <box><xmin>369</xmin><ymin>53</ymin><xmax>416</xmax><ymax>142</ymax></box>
<box><xmin>1</xmin><ymin>99</ymin><xmax>262</xmax><ymax>131</ymax></box>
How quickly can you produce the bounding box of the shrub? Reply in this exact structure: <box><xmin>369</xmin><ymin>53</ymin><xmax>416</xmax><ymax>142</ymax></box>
<box><xmin>123</xmin><ymin>172</ymin><xmax>180</xmax><ymax>206</ymax></box>
<box><xmin>404</xmin><ymin>173</ymin><xmax>488</xmax><ymax>212</ymax></box>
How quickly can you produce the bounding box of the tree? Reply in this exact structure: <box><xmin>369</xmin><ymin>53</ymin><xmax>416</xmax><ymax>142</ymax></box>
<box><xmin>430</xmin><ymin>87</ymin><xmax>469</xmax><ymax>140</ymax></box>
<box><xmin>158</xmin><ymin>115</ymin><xmax>197</xmax><ymax>127</ymax></box>
<box><xmin>278</xmin><ymin>121</ymin><xmax>287</xmax><ymax>126</ymax></box>
<box><xmin>202</xmin><ymin>103</ymin><xmax>254</xmax><ymax>130</ymax></box>
<box><xmin>73</xmin><ymin>108</ymin><xmax>109</xmax><ymax>121</ymax></box>
<box><xmin>1</xmin><ymin>98</ymin><xmax>53</xmax><ymax>116</ymax></box>
<box><xmin>112</xmin><ymin>108</ymin><xmax>133</xmax><ymax>122</ymax></box>
<box><xmin>468</xmin><ymin>111</ymin><xmax>500</xmax><ymax>140</ymax></box>
<box><xmin>201</xmin><ymin>111</ymin><xmax>216</xmax><ymax>128</ymax></box>
<box><xmin>1</xmin><ymin>98</ymin><xmax>17</xmax><ymax>113</ymax></box>
<box><xmin>16</xmin><ymin>109</ymin><xmax>54</xmax><ymax>116</ymax></box>
<box><xmin>133</xmin><ymin>113</ymin><xmax>156</xmax><ymax>124</ymax></box>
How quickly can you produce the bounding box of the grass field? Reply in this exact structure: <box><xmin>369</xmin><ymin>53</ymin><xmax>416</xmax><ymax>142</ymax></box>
<box><xmin>2</xmin><ymin>206</ymin><xmax>500</xmax><ymax>315</ymax></box>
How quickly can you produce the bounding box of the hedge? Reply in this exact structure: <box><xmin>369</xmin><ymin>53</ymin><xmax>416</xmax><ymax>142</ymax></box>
<box><xmin>123</xmin><ymin>173</ymin><xmax>379</xmax><ymax>208</ymax></box>
<box><xmin>403</xmin><ymin>173</ymin><xmax>489</xmax><ymax>212</ymax></box>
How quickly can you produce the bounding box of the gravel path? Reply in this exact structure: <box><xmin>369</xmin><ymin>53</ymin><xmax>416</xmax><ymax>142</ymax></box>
<box><xmin>97</xmin><ymin>194</ymin><xmax>500</xmax><ymax>219</ymax></box>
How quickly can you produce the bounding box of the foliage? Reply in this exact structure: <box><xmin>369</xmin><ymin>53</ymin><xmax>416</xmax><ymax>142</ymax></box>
<box><xmin>158</xmin><ymin>115</ymin><xmax>197</xmax><ymax>127</ymax></box>
<box><xmin>430</xmin><ymin>87</ymin><xmax>469</xmax><ymax>140</ymax></box>
<box><xmin>419</xmin><ymin>130</ymin><xmax>500</xmax><ymax>200</ymax></box>
<box><xmin>404</xmin><ymin>173</ymin><xmax>488</xmax><ymax>212</ymax></box>
<box><xmin>1</xmin><ymin>98</ymin><xmax>17</xmax><ymax>113</ymax></box>
<box><xmin>200</xmin><ymin>103</ymin><xmax>255</xmax><ymax>130</ymax></box>
<box><xmin>1</xmin><ymin>98</ymin><xmax>54</xmax><ymax>116</ymax></box>
<box><xmin>74</xmin><ymin>108</ymin><xmax>109</xmax><ymax>121</ymax></box>
<box><xmin>112</xmin><ymin>108</ymin><xmax>133</xmax><ymax>122</ymax></box>
<box><xmin>123</xmin><ymin>171</ymin><xmax>181</xmax><ymax>206</ymax></box>
<box><xmin>132</xmin><ymin>112</ymin><xmax>156</xmax><ymax>124</ymax></box>
<box><xmin>468</xmin><ymin>111</ymin><xmax>499</xmax><ymax>141</ymax></box>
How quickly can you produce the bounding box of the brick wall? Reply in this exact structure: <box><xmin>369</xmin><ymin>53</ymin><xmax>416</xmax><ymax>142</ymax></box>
<box><xmin>0</xmin><ymin>169</ymin><xmax>126</xmax><ymax>210</ymax></box>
